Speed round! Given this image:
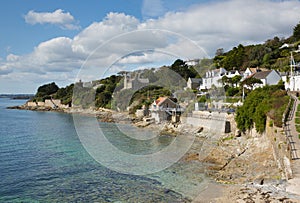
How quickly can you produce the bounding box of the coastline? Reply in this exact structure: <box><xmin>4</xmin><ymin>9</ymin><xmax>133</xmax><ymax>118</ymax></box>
<box><xmin>7</xmin><ymin>104</ymin><xmax>300</xmax><ymax>202</ymax></box>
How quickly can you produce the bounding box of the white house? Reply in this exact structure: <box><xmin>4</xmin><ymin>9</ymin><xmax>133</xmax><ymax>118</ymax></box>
<box><xmin>200</xmin><ymin>68</ymin><xmax>227</xmax><ymax>90</ymax></box>
<box><xmin>250</xmin><ymin>70</ymin><xmax>281</xmax><ymax>89</ymax></box>
<box><xmin>283</xmin><ymin>50</ymin><xmax>300</xmax><ymax>91</ymax></box>
<box><xmin>225</xmin><ymin>70</ymin><xmax>241</xmax><ymax>78</ymax></box>
<box><xmin>243</xmin><ymin>67</ymin><xmax>268</xmax><ymax>79</ymax></box>
<box><xmin>185</xmin><ymin>59</ymin><xmax>200</xmax><ymax>66</ymax></box>
<box><xmin>150</xmin><ymin>97</ymin><xmax>181</xmax><ymax>123</ymax></box>
<box><xmin>284</xmin><ymin>73</ymin><xmax>300</xmax><ymax>91</ymax></box>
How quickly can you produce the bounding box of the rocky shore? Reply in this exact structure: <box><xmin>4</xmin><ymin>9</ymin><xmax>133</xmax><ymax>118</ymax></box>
<box><xmin>8</xmin><ymin>104</ymin><xmax>300</xmax><ymax>202</ymax></box>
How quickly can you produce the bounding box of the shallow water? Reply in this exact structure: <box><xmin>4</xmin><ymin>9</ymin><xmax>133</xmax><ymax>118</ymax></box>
<box><xmin>0</xmin><ymin>98</ymin><xmax>205</xmax><ymax>202</ymax></box>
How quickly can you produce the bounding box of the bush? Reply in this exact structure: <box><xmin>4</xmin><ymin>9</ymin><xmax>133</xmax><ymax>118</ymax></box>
<box><xmin>226</xmin><ymin>87</ymin><xmax>239</xmax><ymax>97</ymax></box>
<box><xmin>235</xmin><ymin>85</ymin><xmax>288</xmax><ymax>133</ymax></box>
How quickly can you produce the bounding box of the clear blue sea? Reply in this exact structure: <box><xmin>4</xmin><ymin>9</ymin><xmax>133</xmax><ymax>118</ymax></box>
<box><xmin>0</xmin><ymin>98</ymin><xmax>205</xmax><ymax>202</ymax></box>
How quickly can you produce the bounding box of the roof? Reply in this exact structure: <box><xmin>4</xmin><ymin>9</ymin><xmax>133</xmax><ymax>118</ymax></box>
<box><xmin>253</xmin><ymin>70</ymin><xmax>272</xmax><ymax>80</ymax></box>
<box><xmin>155</xmin><ymin>97</ymin><xmax>168</xmax><ymax>106</ymax></box>
<box><xmin>189</xmin><ymin>78</ymin><xmax>202</xmax><ymax>83</ymax></box>
<box><xmin>213</xmin><ymin>68</ymin><xmax>221</xmax><ymax>73</ymax></box>
<box><xmin>155</xmin><ymin>97</ymin><xmax>177</xmax><ymax>106</ymax></box>
<box><xmin>248</xmin><ymin>68</ymin><xmax>259</xmax><ymax>73</ymax></box>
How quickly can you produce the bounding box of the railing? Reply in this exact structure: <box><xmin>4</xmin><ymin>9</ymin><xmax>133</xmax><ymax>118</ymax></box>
<box><xmin>283</xmin><ymin>95</ymin><xmax>298</xmax><ymax>160</ymax></box>
<box><xmin>187</xmin><ymin>113</ymin><xmax>226</xmax><ymax>121</ymax></box>
<box><xmin>151</xmin><ymin>107</ymin><xmax>185</xmax><ymax>112</ymax></box>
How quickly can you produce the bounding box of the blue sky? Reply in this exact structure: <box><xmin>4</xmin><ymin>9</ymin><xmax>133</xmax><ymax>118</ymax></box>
<box><xmin>1</xmin><ymin>0</ymin><xmax>300</xmax><ymax>93</ymax></box>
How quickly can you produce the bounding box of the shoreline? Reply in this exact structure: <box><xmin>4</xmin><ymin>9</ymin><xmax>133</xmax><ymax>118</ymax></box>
<box><xmin>7</xmin><ymin>104</ymin><xmax>300</xmax><ymax>202</ymax></box>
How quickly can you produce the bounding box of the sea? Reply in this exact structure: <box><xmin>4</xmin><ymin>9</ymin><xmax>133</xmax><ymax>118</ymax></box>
<box><xmin>0</xmin><ymin>98</ymin><xmax>207</xmax><ymax>202</ymax></box>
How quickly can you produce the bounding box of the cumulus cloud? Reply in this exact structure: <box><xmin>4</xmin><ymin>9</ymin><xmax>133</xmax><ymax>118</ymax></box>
<box><xmin>72</xmin><ymin>12</ymin><xmax>140</xmax><ymax>55</ymax></box>
<box><xmin>3</xmin><ymin>0</ymin><xmax>300</xmax><ymax>91</ymax></box>
<box><xmin>24</xmin><ymin>9</ymin><xmax>80</xmax><ymax>30</ymax></box>
<box><xmin>140</xmin><ymin>0</ymin><xmax>300</xmax><ymax>53</ymax></box>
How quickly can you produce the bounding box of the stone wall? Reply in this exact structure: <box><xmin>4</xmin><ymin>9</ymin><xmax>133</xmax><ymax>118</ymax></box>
<box><xmin>37</xmin><ymin>102</ymin><xmax>45</xmax><ymax>106</ymax></box>
<box><xmin>27</xmin><ymin>101</ymin><xmax>37</xmax><ymax>107</ymax></box>
<box><xmin>186</xmin><ymin>111</ymin><xmax>229</xmax><ymax>134</ymax></box>
<box><xmin>26</xmin><ymin>99</ymin><xmax>69</xmax><ymax>109</ymax></box>
<box><xmin>265</xmin><ymin>117</ymin><xmax>293</xmax><ymax>180</ymax></box>
<box><xmin>44</xmin><ymin>99</ymin><xmax>69</xmax><ymax>108</ymax></box>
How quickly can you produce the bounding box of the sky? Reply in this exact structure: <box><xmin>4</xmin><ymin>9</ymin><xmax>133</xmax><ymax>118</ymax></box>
<box><xmin>1</xmin><ymin>0</ymin><xmax>300</xmax><ymax>93</ymax></box>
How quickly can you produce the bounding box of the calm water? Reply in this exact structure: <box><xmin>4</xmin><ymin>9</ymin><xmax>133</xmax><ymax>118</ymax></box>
<box><xmin>0</xmin><ymin>98</ymin><xmax>206</xmax><ymax>202</ymax></box>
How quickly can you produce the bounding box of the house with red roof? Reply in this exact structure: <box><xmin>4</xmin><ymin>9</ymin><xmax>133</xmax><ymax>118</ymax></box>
<box><xmin>150</xmin><ymin>97</ymin><xmax>182</xmax><ymax>123</ymax></box>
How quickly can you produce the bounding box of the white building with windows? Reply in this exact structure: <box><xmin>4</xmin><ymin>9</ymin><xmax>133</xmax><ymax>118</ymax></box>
<box><xmin>200</xmin><ymin>68</ymin><xmax>241</xmax><ymax>90</ymax></box>
<box><xmin>200</xmin><ymin>68</ymin><xmax>227</xmax><ymax>90</ymax></box>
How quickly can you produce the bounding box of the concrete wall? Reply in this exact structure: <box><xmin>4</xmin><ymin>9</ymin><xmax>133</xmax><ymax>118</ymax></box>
<box><xmin>151</xmin><ymin>111</ymin><xmax>170</xmax><ymax>123</ymax></box>
<box><xmin>186</xmin><ymin>111</ymin><xmax>228</xmax><ymax>133</ymax></box>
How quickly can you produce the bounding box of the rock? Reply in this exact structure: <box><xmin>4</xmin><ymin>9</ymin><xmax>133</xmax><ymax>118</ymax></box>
<box><xmin>184</xmin><ymin>153</ymin><xmax>199</xmax><ymax>162</ymax></box>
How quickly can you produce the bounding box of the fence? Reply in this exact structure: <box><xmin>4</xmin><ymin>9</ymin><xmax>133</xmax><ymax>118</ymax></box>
<box><xmin>282</xmin><ymin>95</ymin><xmax>298</xmax><ymax>160</ymax></box>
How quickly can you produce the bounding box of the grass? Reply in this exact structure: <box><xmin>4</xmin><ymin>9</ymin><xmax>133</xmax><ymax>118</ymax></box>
<box><xmin>296</xmin><ymin>112</ymin><xmax>300</xmax><ymax>117</ymax></box>
<box><xmin>295</xmin><ymin>117</ymin><xmax>300</xmax><ymax>124</ymax></box>
<box><xmin>296</xmin><ymin>125</ymin><xmax>300</xmax><ymax>133</ymax></box>
<box><xmin>221</xmin><ymin>135</ymin><xmax>235</xmax><ymax>142</ymax></box>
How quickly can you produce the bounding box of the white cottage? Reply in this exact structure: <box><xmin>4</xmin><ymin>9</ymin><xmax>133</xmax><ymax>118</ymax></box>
<box><xmin>200</xmin><ymin>68</ymin><xmax>227</xmax><ymax>90</ymax></box>
<box><xmin>251</xmin><ymin>70</ymin><xmax>281</xmax><ymax>89</ymax></box>
<box><xmin>150</xmin><ymin>97</ymin><xmax>180</xmax><ymax>123</ymax></box>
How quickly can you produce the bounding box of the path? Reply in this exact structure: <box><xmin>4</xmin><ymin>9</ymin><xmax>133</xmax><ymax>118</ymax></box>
<box><xmin>286</xmin><ymin>94</ymin><xmax>300</xmax><ymax>197</ymax></box>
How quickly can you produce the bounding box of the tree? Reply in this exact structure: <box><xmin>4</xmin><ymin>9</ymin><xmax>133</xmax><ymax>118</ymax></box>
<box><xmin>54</xmin><ymin>84</ymin><xmax>74</xmax><ymax>105</ymax></box>
<box><xmin>293</xmin><ymin>22</ymin><xmax>300</xmax><ymax>41</ymax></box>
<box><xmin>170</xmin><ymin>59</ymin><xmax>198</xmax><ymax>80</ymax></box>
<box><xmin>35</xmin><ymin>82</ymin><xmax>59</xmax><ymax>101</ymax></box>
<box><xmin>220</xmin><ymin>76</ymin><xmax>230</xmax><ymax>86</ymax></box>
<box><xmin>215</xmin><ymin>48</ymin><xmax>224</xmax><ymax>56</ymax></box>
<box><xmin>231</xmin><ymin>75</ymin><xmax>242</xmax><ymax>87</ymax></box>
<box><xmin>241</xmin><ymin>77</ymin><xmax>263</xmax><ymax>90</ymax></box>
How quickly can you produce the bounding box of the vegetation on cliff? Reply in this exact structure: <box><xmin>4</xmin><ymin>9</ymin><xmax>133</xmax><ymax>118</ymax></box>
<box><xmin>33</xmin><ymin>82</ymin><xmax>59</xmax><ymax>102</ymax></box>
<box><xmin>214</xmin><ymin>22</ymin><xmax>300</xmax><ymax>71</ymax></box>
<box><xmin>235</xmin><ymin>84</ymin><xmax>288</xmax><ymax>133</ymax></box>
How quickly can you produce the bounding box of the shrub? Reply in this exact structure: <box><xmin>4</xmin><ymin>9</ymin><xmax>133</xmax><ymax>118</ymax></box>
<box><xmin>235</xmin><ymin>85</ymin><xmax>288</xmax><ymax>133</ymax></box>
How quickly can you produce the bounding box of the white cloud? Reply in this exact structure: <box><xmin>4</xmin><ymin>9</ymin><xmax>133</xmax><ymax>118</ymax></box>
<box><xmin>0</xmin><ymin>65</ymin><xmax>12</xmax><ymax>75</ymax></box>
<box><xmin>6</xmin><ymin>54</ymin><xmax>19</xmax><ymax>62</ymax></box>
<box><xmin>3</xmin><ymin>0</ymin><xmax>300</xmax><ymax>92</ymax></box>
<box><xmin>140</xmin><ymin>0</ymin><xmax>300</xmax><ymax>53</ymax></box>
<box><xmin>73</xmin><ymin>12</ymin><xmax>140</xmax><ymax>55</ymax></box>
<box><xmin>24</xmin><ymin>9</ymin><xmax>80</xmax><ymax>30</ymax></box>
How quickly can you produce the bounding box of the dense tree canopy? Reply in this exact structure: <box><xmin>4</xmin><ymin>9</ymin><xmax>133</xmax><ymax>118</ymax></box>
<box><xmin>170</xmin><ymin>59</ymin><xmax>200</xmax><ymax>80</ymax></box>
<box><xmin>34</xmin><ymin>82</ymin><xmax>59</xmax><ymax>101</ymax></box>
